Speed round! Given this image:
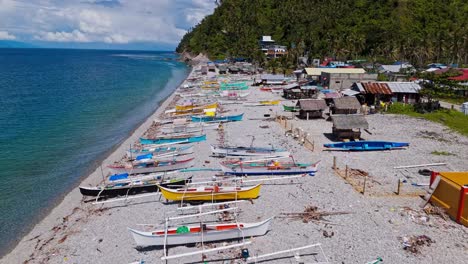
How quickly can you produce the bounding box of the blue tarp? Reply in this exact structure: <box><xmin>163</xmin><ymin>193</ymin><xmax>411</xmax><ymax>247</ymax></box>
<box><xmin>109</xmin><ymin>173</ymin><xmax>129</xmax><ymax>181</ymax></box>
<box><xmin>136</xmin><ymin>153</ymin><xmax>152</xmax><ymax>160</ymax></box>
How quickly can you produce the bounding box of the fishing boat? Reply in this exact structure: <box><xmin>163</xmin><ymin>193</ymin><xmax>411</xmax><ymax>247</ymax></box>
<box><xmin>211</xmin><ymin>145</ymin><xmax>290</xmax><ymax>157</ymax></box>
<box><xmin>79</xmin><ymin>177</ymin><xmax>192</xmax><ymax>198</ymax></box>
<box><xmin>108</xmin><ymin>157</ymin><xmax>194</xmax><ymax>174</ymax></box>
<box><xmin>191</xmin><ymin>113</ymin><xmax>244</xmax><ymax>123</ymax></box>
<box><xmin>219</xmin><ymin>90</ymin><xmax>250</xmax><ymax>98</ymax></box>
<box><xmin>283</xmin><ymin>105</ymin><xmax>299</xmax><ymax>112</ymax></box>
<box><xmin>323</xmin><ymin>141</ymin><xmax>410</xmax><ymax>151</ymax></box>
<box><xmin>220</xmin><ymin>160</ymin><xmax>320</xmax><ymax>176</ymax></box>
<box><xmin>139</xmin><ymin>134</ymin><xmax>206</xmax><ymax>145</ymax></box>
<box><xmin>128</xmin><ymin>217</ymin><xmax>272</xmax><ymax>247</ymax></box>
<box><xmin>161</xmin><ymin>122</ymin><xmax>219</xmax><ymax>134</ymax></box>
<box><xmin>127</xmin><ymin>145</ymin><xmax>193</xmax><ymax>158</ymax></box>
<box><xmin>158</xmin><ymin>184</ymin><xmax>261</xmax><ymax>201</ymax></box>
<box><xmin>175</xmin><ymin>102</ymin><xmax>218</xmax><ymax>111</ymax></box>
<box><xmin>244</xmin><ymin>100</ymin><xmax>280</xmax><ymax>107</ymax></box>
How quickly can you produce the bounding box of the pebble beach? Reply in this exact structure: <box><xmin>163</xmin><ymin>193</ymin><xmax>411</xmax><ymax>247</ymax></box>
<box><xmin>2</xmin><ymin>62</ymin><xmax>467</xmax><ymax>264</ymax></box>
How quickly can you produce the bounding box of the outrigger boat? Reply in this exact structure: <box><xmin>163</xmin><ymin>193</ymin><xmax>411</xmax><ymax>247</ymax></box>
<box><xmin>220</xmin><ymin>159</ymin><xmax>320</xmax><ymax>176</ymax></box>
<box><xmin>244</xmin><ymin>100</ymin><xmax>280</xmax><ymax>107</ymax></box>
<box><xmin>128</xmin><ymin>217</ymin><xmax>272</xmax><ymax>247</ymax></box>
<box><xmin>126</xmin><ymin>145</ymin><xmax>193</xmax><ymax>158</ymax></box>
<box><xmin>79</xmin><ymin>176</ymin><xmax>192</xmax><ymax>198</ymax></box>
<box><xmin>139</xmin><ymin>134</ymin><xmax>206</xmax><ymax>145</ymax></box>
<box><xmin>283</xmin><ymin>105</ymin><xmax>299</xmax><ymax>112</ymax></box>
<box><xmin>108</xmin><ymin>157</ymin><xmax>194</xmax><ymax>174</ymax></box>
<box><xmin>211</xmin><ymin>145</ymin><xmax>290</xmax><ymax>157</ymax></box>
<box><xmin>175</xmin><ymin>102</ymin><xmax>218</xmax><ymax>111</ymax></box>
<box><xmin>323</xmin><ymin>141</ymin><xmax>410</xmax><ymax>151</ymax></box>
<box><xmin>191</xmin><ymin>113</ymin><xmax>244</xmax><ymax>122</ymax></box>
<box><xmin>160</xmin><ymin>122</ymin><xmax>219</xmax><ymax>134</ymax></box>
<box><xmin>158</xmin><ymin>184</ymin><xmax>261</xmax><ymax>201</ymax></box>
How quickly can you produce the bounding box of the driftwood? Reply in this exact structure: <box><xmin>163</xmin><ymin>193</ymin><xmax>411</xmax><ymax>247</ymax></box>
<box><xmin>279</xmin><ymin>206</ymin><xmax>351</xmax><ymax>223</ymax></box>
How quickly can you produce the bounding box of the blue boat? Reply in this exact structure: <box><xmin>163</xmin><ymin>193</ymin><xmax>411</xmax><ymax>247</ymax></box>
<box><xmin>323</xmin><ymin>141</ymin><xmax>409</xmax><ymax>151</ymax></box>
<box><xmin>191</xmin><ymin>113</ymin><xmax>244</xmax><ymax>123</ymax></box>
<box><xmin>139</xmin><ymin>134</ymin><xmax>206</xmax><ymax>145</ymax></box>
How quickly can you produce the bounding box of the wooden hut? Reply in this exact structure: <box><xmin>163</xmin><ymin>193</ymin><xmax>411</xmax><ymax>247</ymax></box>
<box><xmin>331</xmin><ymin>114</ymin><xmax>369</xmax><ymax>140</ymax></box>
<box><xmin>331</xmin><ymin>97</ymin><xmax>361</xmax><ymax>114</ymax></box>
<box><xmin>296</xmin><ymin>99</ymin><xmax>327</xmax><ymax>119</ymax></box>
<box><xmin>283</xmin><ymin>83</ymin><xmax>318</xmax><ymax>99</ymax></box>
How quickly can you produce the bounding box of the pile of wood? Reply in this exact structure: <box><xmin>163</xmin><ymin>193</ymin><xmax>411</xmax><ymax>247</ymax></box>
<box><xmin>280</xmin><ymin>205</ymin><xmax>351</xmax><ymax>223</ymax></box>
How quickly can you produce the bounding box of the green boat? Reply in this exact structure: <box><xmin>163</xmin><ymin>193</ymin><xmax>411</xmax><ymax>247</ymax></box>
<box><xmin>283</xmin><ymin>105</ymin><xmax>299</xmax><ymax>112</ymax></box>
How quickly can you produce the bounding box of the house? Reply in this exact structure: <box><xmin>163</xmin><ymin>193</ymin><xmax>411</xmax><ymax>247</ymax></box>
<box><xmin>330</xmin><ymin>97</ymin><xmax>361</xmax><ymax>114</ymax></box>
<box><xmin>267</xmin><ymin>45</ymin><xmax>287</xmax><ymax>58</ymax></box>
<box><xmin>320</xmin><ymin>69</ymin><xmax>377</xmax><ymax>90</ymax></box>
<box><xmin>259</xmin><ymin>74</ymin><xmax>286</xmax><ymax>85</ymax></box>
<box><xmin>352</xmin><ymin>82</ymin><xmax>421</xmax><ymax>105</ymax></box>
<box><xmin>331</xmin><ymin>114</ymin><xmax>369</xmax><ymax>140</ymax></box>
<box><xmin>260</xmin><ymin>36</ymin><xmax>275</xmax><ymax>55</ymax></box>
<box><xmin>379</xmin><ymin>63</ymin><xmax>414</xmax><ymax>81</ymax></box>
<box><xmin>228</xmin><ymin>66</ymin><xmax>240</xmax><ymax>74</ymax></box>
<box><xmin>201</xmin><ymin>66</ymin><xmax>208</xmax><ymax>75</ymax></box>
<box><xmin>296</xmin><ymin>99</ymin><xmax>327</xmax><ymax>119</ymax></box>
<box><xmin>448</xmin><ymin>69</ymin><xmax>468</xmax><ymax>96</ymax></box>
<box><xmin>324</xmin><ymin>92</ymin><xmax>342</xmax><ymax>106</ymax></box>
<box><xmin>283</xmin><ymin>83</ymin><xmax>318</xmax><ymax>99</ymax></box>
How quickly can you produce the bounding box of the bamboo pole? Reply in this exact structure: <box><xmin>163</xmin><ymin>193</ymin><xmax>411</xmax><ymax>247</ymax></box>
<box><xmin>345</xmin><ymin>165</ymin><xmax>348</xmax><ymax>179</ymax></box>
<box><xmin>333</xmin><ymin>156</ymin><xmax>337</xmax><ymax>171</ymax></box>
<box><xmin>362</xmin><ymin>175</ymin><xmax>367</xmax><ymax>195</ymax></box>
<box><xmin>396</xmin><ymin>179</ymin><xmax>401</xmax><ymax>195</ymax></box>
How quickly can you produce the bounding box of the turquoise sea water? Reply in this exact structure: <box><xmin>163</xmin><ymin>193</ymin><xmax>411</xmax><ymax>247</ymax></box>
<box><xmin>0</xmin><ymin>49</ymin><xmax>189</xmax><ymax>256</ymax></box>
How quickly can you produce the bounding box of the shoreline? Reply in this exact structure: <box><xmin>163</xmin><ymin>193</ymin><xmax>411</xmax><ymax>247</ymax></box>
<box><xmin>0</xmin><ymin>63</ymin><xmax>194</xmax><ymax>262</ymax></box>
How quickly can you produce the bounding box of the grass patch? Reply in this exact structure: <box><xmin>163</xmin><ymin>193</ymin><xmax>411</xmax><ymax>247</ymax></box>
<box><xmin>431</xmin><ymin>151</ymin><xmax>456</xmax><ymax>156</ymax></box>
<box><xmin>387</xmin><ymin>103</ymin><xmax>468</xmax><ymax>137</ymax></box>
<box><xmin>435</xmin><ymin>97</ymin><xmax>467</xmax><ymax>105</ymax></box>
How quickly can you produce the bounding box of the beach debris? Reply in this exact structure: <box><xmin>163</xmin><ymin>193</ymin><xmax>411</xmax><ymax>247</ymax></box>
<box><xmin>366</xmin><ymin>257</ymin><xmax>383</xmax><ymax>264</ymax></box>
<box><xmin>399</xmin><ymin>235</ymin><xmax>434</xmax><ymax>254</ymax></box>
<box><xmin>423</xmin><ymin>204</ymin><xmax>449</xmax><ymax>221</ymax></box>
<box><xmin>322</xmin><ymin>230</ymin><xmax>334</xmax><ymax>238</ymax></box>
<box><xmin>279</xmin><ymin>205</ymin><xmax>351</xmax><ymax>223</ymax></box>
<box><xmin>259</xmin><ymin>125</ymin><xmax>269</xmax><ymax>129</ymax></box>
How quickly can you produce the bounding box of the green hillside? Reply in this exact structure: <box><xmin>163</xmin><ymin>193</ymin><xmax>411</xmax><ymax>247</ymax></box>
<box><xmin>176</xmin><ymin>0</ymin><xmax>468</xmax><ymax>66</ymax></box>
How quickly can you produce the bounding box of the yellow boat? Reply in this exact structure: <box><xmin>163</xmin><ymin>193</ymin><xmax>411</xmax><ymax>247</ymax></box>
<box><xmin>175</xmin><ymin>102</ymin><xmax>218</xmax><ymax>111</ymax></box>
<box><xmin>259</xmin><ymin>100</ymin><xmax>280</xmax><ymax>105</ymax></box>
<box><xmin>204</xmin><ymin>81</ymin><xmax>219</xmax><ymax>85</ymax></box>
<box><xmin>158</xmin><ymin>184</ymin><xmax>261</xmax><ymax>201</ymax></box>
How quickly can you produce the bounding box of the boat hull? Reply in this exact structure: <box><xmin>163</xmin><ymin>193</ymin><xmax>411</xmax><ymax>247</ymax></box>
<box><xmin>128</xmin><ymin>218</ymin><xmax>272</xmax><ymax>247</ymax></box>
<box><xmin>159</xmin><ymin>184</ymin><xmax>261</xmax><ymax>201</ymax></box>
<box><xmin>127</xmin><ymin>145</ymin><xmax>194</xmax><ymax>159</ymax></box>
<box><xmin>220</xmin><ymin>161</ymin><xmax>319</xmax><ymax>176</ymax></box>
<box><xmin>79</xmin><ymin>177</ymin><xmax>191</xmax><ymax>198</ymax></box>
<box><xmin>191</xmin><ymin>113</ymin><xmax>244</xmax><ymax>122</ymax></box>
<box><xmin>160</xmin><ymin>123</ymin><xmax>219</xmax><ymax>134</ymax></box>
<box><xmin>109</xmin><ymin>158</ymin><xmax>194</xmax><ymax>175</ymax></box>
<box><xmin>139</xmin><ymin>134</ymin><xmax>206</xmax><ymax>145</ymax></box>
<box><xmin>211</xmin><ymin>145</ymin><xmax>290</xmax><ymax>157</ymax></box>
<box><xmin>323</xmin><ymin>141</ymin><xmax>410</xmax><ymax>151</ymax></box>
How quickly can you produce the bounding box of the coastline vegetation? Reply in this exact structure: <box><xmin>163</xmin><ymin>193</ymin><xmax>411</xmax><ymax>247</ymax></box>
<box><xmin>177</xmin><ymin>0</ymin><xmax>468</xmax><ymax>68</ymax></box>
<box><xmin>387</xmin><ymin>103</ymin><xmax>468</xmax><ymax>137</ymax></box>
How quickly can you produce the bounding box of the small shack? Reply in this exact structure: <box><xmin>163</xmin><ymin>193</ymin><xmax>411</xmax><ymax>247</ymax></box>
<box><xmin>201</xmin><ymin>66</ymin><xmax>208</xmax><ymax>75</ymax></box>
<box><xmin>331</xmin><ymin>114</ymin><xmax>369</xmax><ymax>140</ymax></box>
<box><xmin>218</xmin><ymin>65</ymin><xmax>228</xmax><ymax>74</ymax></box>
<box><xmin>324</xmin><ymin>92</ymin><xmax>342</xmax><ymax>106</ymax></box>
<box><xmin>283</xmin><ymin>83</ymin><xmax>317</xmax><ymax>99</ymax></box>
<box><xmin>296</xmin><ymin>99</ymin><xmax>327</xmax><ymax>119</ymax></box>
<box><xmin>331</xmin><ymin>97</ymin><xmax>361</xmax><ymax>114</ymax></box>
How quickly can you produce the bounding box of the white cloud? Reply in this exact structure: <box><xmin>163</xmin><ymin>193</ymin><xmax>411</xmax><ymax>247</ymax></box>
<box><xmin>35</xmin><ymin>30</ymin><xmax>90</xmax><ymax>42</ymax></box>
<box><xmin>0</xmin><ymin>30</ymin><xmax>16</xmax><ymax>40</ymax></box>
<box><xmin>0</xmin><ymin>0</ymin><xmax>217</xmax><ymax>46</ymax></box>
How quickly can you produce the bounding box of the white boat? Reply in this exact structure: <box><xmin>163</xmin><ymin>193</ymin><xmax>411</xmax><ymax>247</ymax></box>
<box><xmin>128</xmin><ymin>217</ymin><xmax>272</xmax><ymax>247</ymax></box>
<box><xmin>126</xmin><ymin>145</ymin><xmax>194</xmax><ymax>158</ymax></box>
<box><xmin>108</xmin><ymin>158</ymin><xmax>195</xmax><ymax>175</ymax></box>
<box><xmin>160</xmin><ymin>122</ymin><xmax>219</xmax><ymax>134</ymax></box>
<box><xmin>211</xmin><ymin>145</ymin><xmax>290</xmax><ymax>157</ymax></box>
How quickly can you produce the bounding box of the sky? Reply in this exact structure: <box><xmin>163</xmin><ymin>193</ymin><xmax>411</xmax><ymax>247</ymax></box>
<box><xmin>0</xmin><ymin>0</ymin><xmax>216</xmax><ymax>50</ymax></box>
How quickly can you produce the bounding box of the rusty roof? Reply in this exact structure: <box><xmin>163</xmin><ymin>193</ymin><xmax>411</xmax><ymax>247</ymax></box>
<box><xmin>358</xmin><ymin>83</ymin><xmax>392</xmax><ymax>94</ymax></box>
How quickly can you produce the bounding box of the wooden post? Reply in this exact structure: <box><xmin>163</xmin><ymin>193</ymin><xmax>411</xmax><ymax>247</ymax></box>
<box><xmin>345</xmin><ymin>165</ymin><xmax>348</xmax><ymax>179</ymax></box>
<box><xmin>396</xmin><ymin>179</ymin><xmax>401</xmax><ymax>195</ymax></box>
<box><xmin>362</xmin><ymin>175</ymin><xmax>367</xmax><ymax>195</ymax></box>
<box><xmin>307</xmin><ymin>112</ymin><xmax>309</xmax><ymax>120</ymax></box>
<box><xmin>333</xmin><ymin>156</ymin><xmax>337</xmax><ymax>171</ymax></box>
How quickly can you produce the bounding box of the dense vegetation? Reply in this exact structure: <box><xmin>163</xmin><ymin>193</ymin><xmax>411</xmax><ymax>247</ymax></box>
<box><xmin>177</xmin><ymin>0</ymin><xmax>468</xmax><ymax>67</ymax></box>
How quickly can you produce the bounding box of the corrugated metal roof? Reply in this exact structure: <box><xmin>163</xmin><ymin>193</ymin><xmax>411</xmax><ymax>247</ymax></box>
<box><xmin>305</xmin><ymin>68</ymin><xmax>366</xmax><ymax>75</ymax></box>
<box><xmin>342</xmin><ymin>89</ymin><xmax>360</xmax><ymax>96</ymax></box>
<box><xmin>361</xmin><ymin>83</ymin><xmax>392</xmax><ymax>94</ymax></box>
<box><xmin>332</xmin><ymin>114</ymin><xmax>369</xmax><ymax>129</ymax></box>
<box><xmin>385</xmin><ymin>82</ymin><xmax>421</xmax><ymax>93</ymax></box>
